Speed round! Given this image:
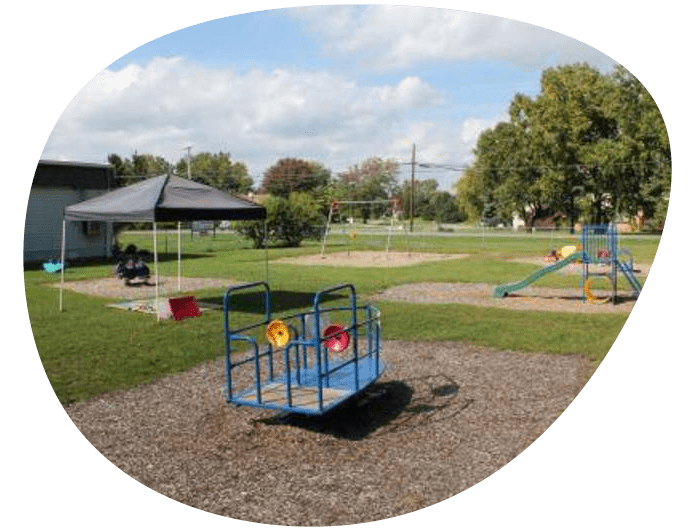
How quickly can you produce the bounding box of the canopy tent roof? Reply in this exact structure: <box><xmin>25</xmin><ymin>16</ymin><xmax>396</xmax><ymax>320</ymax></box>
<box><xmin>64</xmin><ymin>174</ymin><xmax>266</xmax><ymax>222</ymax></box>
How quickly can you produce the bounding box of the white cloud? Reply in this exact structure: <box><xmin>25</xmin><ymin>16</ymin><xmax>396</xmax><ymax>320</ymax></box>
<box><xmin>460</xmin><ymin>115</ymin><xmax>505</xmax><ymax>150</ymax></box>
<box><xmin>380</xmin><ymin>111</ymin><xmax>508</xmax><ymax>191</ymax></box>
<box><xmin>292</xmin><ymin>6</ymin><xmax>615</xmax><ymax>71</ymax></box>
<box><xmin>42</xmin><ymin>58</ymin><xmax>447</xmax><ymax>181</ymax></box>
<box><xmin>42</xmin><ymin>9</ymin><xmax>549</xmax><ymax>191</ymax></box>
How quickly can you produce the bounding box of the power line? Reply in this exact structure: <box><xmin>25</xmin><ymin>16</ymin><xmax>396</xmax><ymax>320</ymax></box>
<box><xmin>461</xmin><ymin>159</ymin><xmax>671</xmax><ymax>174</ymax></box>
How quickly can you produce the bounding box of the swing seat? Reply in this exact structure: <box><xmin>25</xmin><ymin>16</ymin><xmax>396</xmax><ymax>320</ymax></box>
<box><xmin>116</xmin><ymin>258</ymin><xmax>151</xmax><ymax>285</ymax></box>
<box><xmin>43</xmin><ymin>261</ymin><xmax>63</xmax><ymax>273</ymax></box>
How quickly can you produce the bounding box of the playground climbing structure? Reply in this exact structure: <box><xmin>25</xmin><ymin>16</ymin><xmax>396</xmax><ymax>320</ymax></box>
<box><xmin>580</xmin><ymin>224</ymin><xmax>641</xmax><ymax>304</ymax></box>
<box><xmin>494</xmin><ymin>224</ymin><xmax>642</xmax><ymax>303</ymax></box>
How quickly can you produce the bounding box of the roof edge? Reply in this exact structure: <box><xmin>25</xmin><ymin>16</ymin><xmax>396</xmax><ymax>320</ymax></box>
<box><xmin>39</xmin><ymin>159</ymin><xmax>113</xmax><ymax>169</ymax></box>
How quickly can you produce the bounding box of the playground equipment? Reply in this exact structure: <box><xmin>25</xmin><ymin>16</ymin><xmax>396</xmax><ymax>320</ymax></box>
<box><xmin>320</xmin><ymin>199</ymin><xmax>398</xmax><ymax>257</ymax></box>
<box><xmin>223</xmin><ymin>282</ymin><xmax>384</xmax><ymax>415</ymax></box>
<box><xmin>494</xmin><ymin>224</ymin><xmax>642</xmax><ymax>303</ymax></box>
<box><xmin>42</xmin><ymin>260</ymin><xmax>64</xmax><ymax>273</ymax></box>
<box><xmin>323</xmin><ymin>324</ymin><xmax>350</xmax><ymax>352</ymax></box>
<box><xmin>115</xmin><ymin>256</ymin><xmax>151</xmax><ymax>285</ymax></box>
<box><xmin>583</xmin><ymin>279</ymin><xmax>608</xmax><ymax>304</ymax></box>
<box><xmin>266</xmin><ymin>320</ymin><xmax>290</xmax><ymax>348</ymax></box>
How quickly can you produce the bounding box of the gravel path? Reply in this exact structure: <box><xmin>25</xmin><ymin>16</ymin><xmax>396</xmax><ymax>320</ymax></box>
<box><xmin>65</xmin><ymin>340</ymin><xmax>588</xmax><ymax>526</ymax></box>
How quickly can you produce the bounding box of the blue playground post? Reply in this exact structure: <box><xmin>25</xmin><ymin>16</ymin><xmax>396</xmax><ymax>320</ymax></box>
<box><xmin>581</xmin><ymin>224</ymin><xmax>641</xmax><ymax>304</ymax></box>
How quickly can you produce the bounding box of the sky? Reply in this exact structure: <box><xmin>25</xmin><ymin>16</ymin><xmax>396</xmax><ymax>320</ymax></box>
<box><xmin>40</xmin><ymin>5</ymin><xmax>617</xmax><ymax>191</ymax></box>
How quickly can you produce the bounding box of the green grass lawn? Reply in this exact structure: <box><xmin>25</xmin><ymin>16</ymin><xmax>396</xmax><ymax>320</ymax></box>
<box><xmin>25</xmin><ymin>228</ymin><xmax>659</xmax><ymax>403</ymax></box>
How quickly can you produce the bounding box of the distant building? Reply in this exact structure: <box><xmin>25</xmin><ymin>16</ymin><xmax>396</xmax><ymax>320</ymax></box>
<box><xmin>512</xmin><ymin>213</ymin><xmax>525</xmax><ymax>230</ymax></box>
<box><xmin>24</xmin><ymin>160</ymin><xmax>115</xmax><ymax>263</ymax></box>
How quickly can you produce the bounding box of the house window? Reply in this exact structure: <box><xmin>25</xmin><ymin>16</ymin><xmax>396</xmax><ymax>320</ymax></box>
<box><xmin>82</xmin><ymin>221</ymin><xmax>102</xmax><ymax>235</ymax></box>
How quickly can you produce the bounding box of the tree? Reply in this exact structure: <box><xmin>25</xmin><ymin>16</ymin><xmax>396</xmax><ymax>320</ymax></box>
<box><xmin>532</xmin><ymin>63</ymin><xmax>670</xmax><ymax>226</ymax></box>
<box><xmin>174</xmin><ymin>152</ymin><xmax>253</xmax><ymax>194</ymax></box>
<box><xmin>489</xmin><ymin>101</ymin><xmax>549</xmax><ymax>228</ymax></box>
<box><xmin>400</xmin><ymin>178</ymin><xmax>438</xmax><ymax>221</ymax></box>
<box><xmin>236</xmin><ymin>192</ymin><xmax>323</xmax><ymax>248</ymax></box>
<box><xmin>454</xmin><ymin>63</ymin><xmax>671</xmax><ymax>229</ymax></box>
<box><xmin>260</xmin><ymin>158</ymin><xmax>331</xmax><ymax>198</ymax></box>
<box><xmin>431</xmin><ymin>191</ymin><xmax>465</xmax><ymax>223</ymax></box>
<box><xmin>108</xmin><ymin>152</ymin><xmax>171</xmax><ymax>187</ymax></box>
<box><xmin>455</xmin><ymin>167</ymin><xmax>486</xmax><ymax>223</ymax></box>
<box><xmin>456</xmin><ymin>120</ymin><xmax>529</xmax><ymax>227</ymax></box>
<box><xmin>610</xmin><ymin>65</ymin><xmax>671</xmax><ymax>227</ymax></box>
<box><xmin>530</xmin><ymin>64</ymin><xmax>620</xmax><ymax>225</ymax></box>
<box><xmin>337</xmin><ymin>157</ymin><xmax>400</xmax><ymax>222</ymax></box>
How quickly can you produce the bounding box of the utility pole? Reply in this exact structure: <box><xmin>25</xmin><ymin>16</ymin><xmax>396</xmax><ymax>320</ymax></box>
<box><xmin>410</xmin><ymin>143</ymin><xmax>415</xmax><ymax>233</ymax></box>
<box><xmin>185</xmin><ymin>145</ymin><xmax>192</xmax><ymax>179</ymax></box>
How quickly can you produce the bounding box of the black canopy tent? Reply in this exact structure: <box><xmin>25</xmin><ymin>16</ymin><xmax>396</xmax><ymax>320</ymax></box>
<box><xmin>60</xmin><ymin>174</ymin><xmax>266</xmax><ymax>317</ymax></box>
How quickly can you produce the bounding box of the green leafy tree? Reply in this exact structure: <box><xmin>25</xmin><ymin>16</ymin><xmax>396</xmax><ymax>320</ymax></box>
<box><xmin>108</xmin><ymin>152</ymin><xmax>171</xmax><ymax>187</ymax></box>
<box><xmin>400</xmin><ymin>179</ymin><xmax>439</xmax><ymax>221</ymax></box>
<box><xmin>455</xmin><ymin>167</ymin><xmax>486</xmax><ymax>223</ymax></box>
<box><xmin>494</xmin><ymin>97</ymin><xmax>550</xmax><ymax>227</ymax></box>
<box><xmin>610</xmin><ymin>65</ymin><xmax>670</xmax><ymax>227</ymax></box>
<box><xmin>431</xmin><ymin>191</ymin><xmax>465</xmax><ymax>223</ymax></box>
<box><xmin>174</xmin><ymin>152</ymin><xmax>253</xmax><ymax>193</ymax></box>
<box><xmin>532</xmin><ymin>64</ymin><xmax>670</xmax><ymax>226</ymax></box>
<box><xmin>456</xmin><ymin>122</ymin><xmax>523</xmax><ymax>227</ymax></box>
<box><xmin>337</xmin><ymin>157</ymin><xmax>399</xmax><ymax>222</ymax></box>
<box><xmin>260</xmin><ymin>158</ymin><xmax>331</xmax><ymax>198</ymax></box>
<box><xmin>454</xmin><ymin>63</ymin><xmax>670</xmax><ymax>229</ymax></box>
<box><xmin>236</xmin><ymin>192</ymin><xmax>323</xmax><ymax>248</ymax></box>
<box><xmin>530</xmin><ymin>64</ymin><xmax>620</xmax><ymax>225</ymax></box>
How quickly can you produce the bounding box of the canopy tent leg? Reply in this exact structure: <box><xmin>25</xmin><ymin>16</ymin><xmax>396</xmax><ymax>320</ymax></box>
<box><xmin>177</xmin><ymin>221</ymin><xmax>182</xmax><ymax>292</ymax></box>
<box><xmin>153</xmin><ymin>221</ymin><xmax>160</xmax><ymax>321</ymax></box>
<box><xmin>59</xmin><ymin>218</ymin><xmax>66</xmax><ymax>311</ymax></box>
<box><xmin>264</xmin><ymin>219</ymin><xmax>269</xmax><ymax>283</ymax></box>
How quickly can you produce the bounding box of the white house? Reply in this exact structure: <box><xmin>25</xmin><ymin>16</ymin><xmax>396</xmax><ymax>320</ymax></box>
<box><xmin>24</xmin><ymin>160</ymin><xmax>115</xmax><ymax>263</ymax></box>
<box><xmin>512</xmin><ymin>212</ymin><xmax>526</xmax><ymax>230</ymax></box>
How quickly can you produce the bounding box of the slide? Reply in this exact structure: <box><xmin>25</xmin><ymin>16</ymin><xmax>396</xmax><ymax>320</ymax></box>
<box><xmin>617</xmin><ymin>261</ymin><xmax>642</xmax><ymax>297</ymax></box>
<box><xmin>493</xmin><ymin>252</ymin><xmax>583</xmax><ymax>298</ymax></box>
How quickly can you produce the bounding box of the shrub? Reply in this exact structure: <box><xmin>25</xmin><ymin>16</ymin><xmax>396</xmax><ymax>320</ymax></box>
<box><xmin>236</xmin><ymin>192</ymin><xmax>324</xmax><ymax>248</ymax></box>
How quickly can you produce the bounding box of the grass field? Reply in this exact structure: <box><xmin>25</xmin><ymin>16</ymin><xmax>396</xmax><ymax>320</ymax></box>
<box><xmin>24</xmin><ymin>226</ymin><xmax>660</xmax><ymax>403</ymax></box>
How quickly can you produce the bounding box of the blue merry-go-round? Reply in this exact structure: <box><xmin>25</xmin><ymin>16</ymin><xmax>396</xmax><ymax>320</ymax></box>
<box><xmin>223</xmin><ymin>282</ymin><xmax>384</xmax><ymax>415</ymax></box>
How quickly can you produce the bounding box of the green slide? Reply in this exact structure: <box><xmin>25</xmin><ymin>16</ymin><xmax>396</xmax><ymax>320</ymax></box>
<box><xmin>493</xmin><ymin>252</ymin><xmax>583</xmax><ymax>298</ymax></box>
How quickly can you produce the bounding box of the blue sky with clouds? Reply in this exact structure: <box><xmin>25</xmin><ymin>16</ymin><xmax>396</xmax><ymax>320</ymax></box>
<box><xmin>42</xmin><ymin>5</ymin><xmax>616</xmax><ymax>190</ymax></box>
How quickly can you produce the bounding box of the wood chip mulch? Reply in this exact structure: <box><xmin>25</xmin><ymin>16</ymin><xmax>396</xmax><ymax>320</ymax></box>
<box><xmin>64</xmin><ymin>340</ymin><xmax>589</xmax><ymax>526</ymax></box>
<box><xmin>373</xmin><ymin>282</ymin><xmax>638</xmax><ymax>313</ymax></box>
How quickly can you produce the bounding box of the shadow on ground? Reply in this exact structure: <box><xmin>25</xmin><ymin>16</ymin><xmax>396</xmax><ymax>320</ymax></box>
<box><xmin>198</xmin><ymin>290</ymin><xmax>343</xmax><ymax>314</ymax></box>
<box><xmin>256</xmin><ymin>374</ymin><xmax>472</xmax><ymax>440</ymax></box>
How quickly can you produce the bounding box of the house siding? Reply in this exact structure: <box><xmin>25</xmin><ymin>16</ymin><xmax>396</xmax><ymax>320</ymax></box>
<box><xmin>24</xmin><ymin>161</ymin><xmax>114</xmax><ymax>263</ymax></box>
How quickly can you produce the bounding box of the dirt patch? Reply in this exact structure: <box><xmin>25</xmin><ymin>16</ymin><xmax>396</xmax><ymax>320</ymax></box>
<box><xmin>64</xmin><ymin>340</ymin><xmax>588</xmax><ymax>526</ymax></box>
<box><xmin>272</xmin><ymin>251</ymin><xmax>468</xmax><ymax>268</ymax></box>
<box><xmin>373</xmin><ymin>282</ymin><xmax>637</xmax><ymax>313</ymax></box>
<box><xmin>54</xmin><ymin>276</ymin><xmax>237</xmax><ymax>300</ymax></box>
